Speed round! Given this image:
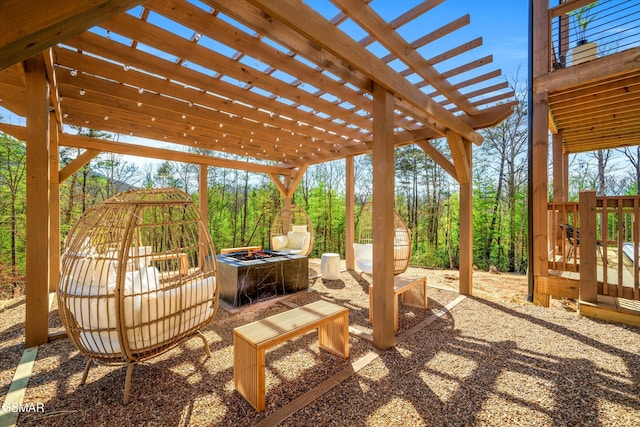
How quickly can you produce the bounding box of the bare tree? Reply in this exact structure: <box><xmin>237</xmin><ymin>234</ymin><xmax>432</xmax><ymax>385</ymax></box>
<box><xmin>618</xmin><ymin>146</ymin><xmax>640</xmax><ymax>195</ymax></box>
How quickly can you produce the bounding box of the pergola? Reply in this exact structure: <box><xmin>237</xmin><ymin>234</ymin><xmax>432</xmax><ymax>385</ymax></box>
<box><xmin>0</xmin><ymin>0</ymin><xmax>515</xmax><ymax>350</ymax></box>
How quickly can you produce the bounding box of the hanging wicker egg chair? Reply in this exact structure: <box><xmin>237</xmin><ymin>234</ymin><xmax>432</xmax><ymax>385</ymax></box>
<box><xmin>269</xmin><ymin>204</ymin><xmax>314</xmax><ymax>256</ymax></box>
<box><xmin>353</xmin><ymin>202</ymin><xmax>412</xmax><ymax>275</ymax></box>
<box><xmin>57</xmin><ymin>188</ymin><xmax>219</xmax><ymax>403</ymax></box>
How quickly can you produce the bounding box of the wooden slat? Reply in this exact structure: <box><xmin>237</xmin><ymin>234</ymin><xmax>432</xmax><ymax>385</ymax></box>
<box><xmin>56</xmin><ymin>37</ymin><xmax>364</xmax><ymax>145</ymax></box>
<box><xmin>207</xmin><ymin>0</ymin><xmax>372</xmax><ymax>92</ymax></box>
<box><xmin>56</xmin><ymin>72</ymin><xmax>344</xmax><ymax>149</ymax></box>
<box><xmin>0</xmin><ymin>0</ymin><xmax>145</xmax><ymax>70</ymax></box>
<box><xmin>332</xmin><ymin>0</ymin><xmax>478</xmax><ymax>115</ymax></box>
<box><xmin>60</xmin><ymin>97</ymin><xmax>305</xmax><ymax>161</ymax></box>
<box><xmin>101</xmin><ymin>13</ymin><xmax>373</xmax><ymax>133</ymax></box>
<box><xmin>238</xmin><ymin>0</ymin><xmax>482</xmax><ymax>144</ymax></box>
<box><xmin>148</xmin><ymin>0</ymin><xmax>393</xmax><ymax>128</ymax></box>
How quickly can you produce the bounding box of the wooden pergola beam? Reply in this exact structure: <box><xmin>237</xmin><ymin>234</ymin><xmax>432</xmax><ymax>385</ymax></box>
<box><xmin>446</xmin><ymin>130</ymin><xmax>471</xmax><ymax>184</ymax></box>
<box><xmin>0</xmin><ymin>0</ymin><xmax>145</xmax><ymax>70</ymax></box>
<box><xmin>535</xmin><ymin>46</ymin><xmax>640</xmax><ymax>93</ymax></box>
<box><xmin>416</xmin><ymin>140</ymin><xmax>458</xmax><ymax>181</ymax></box>
<box><xmin>60</xmin><ymin>134</ymin><xmax>295</xmax><ymax>176</ymax></box>
<box><xmin>269</xmin><ymin>164</ymin><xmax>308</xmax><ymax>198</ymax></box>
<box><xmin>58</xmin><ymin>149</ymin><xmax>100</xmax><ymax>183</ymax></box>
<box><xmin>207</xmin><ymin>0</ymin><xmax>373</xmax><ymax>91</ymax></box>
<box><xmin>241</xmin><ymin>0</ymin><xmax>483</xmax><ymax>145</ymax></box>
<box><xmin>332</xmin><ymin>0</ymin><xmax>479</xmax><ymax>115</ymax></box>
<box><xmin>0</xmin><ymin>123</ymin><xmax>295</xmax><ymax>176</ymax></box>
<box><xmin>56</xmin><ymin>38</ymin><xmax>361</xmax><ymax>146</ymax></box>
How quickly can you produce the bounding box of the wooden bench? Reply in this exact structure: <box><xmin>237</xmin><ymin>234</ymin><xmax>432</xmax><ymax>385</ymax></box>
<box><xmin>233</xmin><ymin>300</ymin><xmax>349</xmax><ymax>412</ymax></box>
<box><xmin>369</xmin><ymin>275</ymin><xmax>428</xmax><ymax>331</ymax></box>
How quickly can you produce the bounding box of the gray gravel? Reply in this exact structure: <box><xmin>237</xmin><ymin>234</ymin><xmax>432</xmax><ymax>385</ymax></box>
<box><xmin>2</xmin><ymin>263</ymin><xmax>639</xmax><ymax>426</ymax></box>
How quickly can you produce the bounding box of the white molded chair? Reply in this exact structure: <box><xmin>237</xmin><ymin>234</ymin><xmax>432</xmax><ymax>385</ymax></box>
<box><xmin>353</xmin><ymin>243</ymin><xmax>373</xmax><ymax>274</ymax></box>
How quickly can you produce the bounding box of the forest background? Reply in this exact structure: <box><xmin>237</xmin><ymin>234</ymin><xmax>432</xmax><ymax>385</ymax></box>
<box><xmin>1</xmin><ymin>78</ymin><xmax>639</xmax><ymax>297</ymax></box>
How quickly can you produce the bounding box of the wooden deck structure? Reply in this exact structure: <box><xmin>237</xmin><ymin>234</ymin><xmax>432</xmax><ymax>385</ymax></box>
<box><xmin>0</xmin><ymin>0</ymin><xmax>515</xmax><ymax>350</ymax></box>
<box><xmin>531</xmin><ymin>0</ymin><xmax>640</xmax><ymax>326</ymax></box>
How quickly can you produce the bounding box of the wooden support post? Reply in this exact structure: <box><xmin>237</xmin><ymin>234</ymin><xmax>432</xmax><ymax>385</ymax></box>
<box><xmin>458</xmin><ymin>137</ymin><xmax>473</xmax><ymax>296</ymax></box>
<box><xmin>552</xmin><ymin>131</ymin><xmax>566</xmax><ymax>202</ymax></box>
<box><xmin>372</xmin><ymin>82</ymin><xmax>395</xmax><ymax>350</ymax></box>
<box><xmin>199</xmin><ymin>164</ymin><xmax>209</xmax><ymax>266</ymax></box>
<box><xmin>579</xmin><ymin>190</ymin><xmax>598</xmax><ymax>303</ymax></box>
<box><xmin>24</xmin><ymin>56</ymin><xmax>50</xmax><ymax>347</ymax></box>
<box><xmin>531</xmin><ymin>0</ymin><xmax>551</xmax><ymax>307</ymax></box>
<box><xmin>49</xmin><ymin>113</ymin><xmax>60</xmax><ymax>293</ymax></box>
<box><xmin>345</xmin><ymin>155</ymin><xmax>355</xmax><ymax>270</ymax></box>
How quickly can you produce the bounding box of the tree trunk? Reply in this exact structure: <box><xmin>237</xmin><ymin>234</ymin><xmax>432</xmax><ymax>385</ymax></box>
<box><xmin>485</xmin><ymin>154</ymin><xmax>505</xmax><ymax>266</ymax></box>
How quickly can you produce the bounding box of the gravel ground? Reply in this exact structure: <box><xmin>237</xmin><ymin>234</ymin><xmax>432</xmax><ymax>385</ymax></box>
<box><xmin>1</xmin><ymin>262</ymin><xmax>639</xmax><ymax>426</ymax></box>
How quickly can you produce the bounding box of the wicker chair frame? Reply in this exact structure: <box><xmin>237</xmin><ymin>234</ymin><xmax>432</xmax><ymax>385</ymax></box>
<box><xmin>57</xmin><ymin>188</ymin><xmax>219</xmax><ymax>403</ymax></box>
<box><xmin>269</xmin><ymin>204</ymin><xmax>314</xmax><ymax>256</ymax></box>
<box><xmin>355</xmin><ymin>203</ymin><xmax>412</xmax><ymax>275</ymax></box>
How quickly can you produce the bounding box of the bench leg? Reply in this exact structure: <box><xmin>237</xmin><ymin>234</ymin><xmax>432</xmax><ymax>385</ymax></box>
<box><xmin>234</xmin><ymin>334</ymin><xmax>266</xmax><ymax>412</ymax></box>
<box><xmin>318</xmin><ymin>313</ymin><xmax>349</xmax><ymax>358</ymax></box>
<box><xmin>401</xmin><ymin>277</ymin><xmax>428</xmax><ymax>309</ymax></box>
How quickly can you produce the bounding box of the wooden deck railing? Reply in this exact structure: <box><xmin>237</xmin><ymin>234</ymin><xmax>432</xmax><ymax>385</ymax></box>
<box><xmin>547</xmin><ymin>201</ymin><xmax>580</xmax><ymax>272</ymax></box>
<box><xmin>548</xmin><ymin>0</ymin><xmax>640</xmax><ymax>72</ymax></box>
<box><xmin>547</xmin><ymin>191</ymin><xmax>640</xmax><ymax>302</ymax></box>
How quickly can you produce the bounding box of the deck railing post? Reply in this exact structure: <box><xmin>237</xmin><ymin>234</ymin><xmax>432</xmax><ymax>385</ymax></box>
<box><xmin>579</xmin><ymin>190</ymin><xmax>598</xmax><ymax>303</ymax></box>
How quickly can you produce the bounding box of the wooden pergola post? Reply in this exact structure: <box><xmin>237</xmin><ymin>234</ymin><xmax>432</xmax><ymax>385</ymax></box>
<box><xmin>371</xmin><ymin>82</ymin><xmax>395</xmax><ymax>350</ymax></box>
<box><xmin>532</xmin><ymin>0</ymin><xmax>551</xmax><ymax>307</ymax></box>
<box><xmin>24</xmin><ymin>56</ymin><xmax>51</xmax><ymax>347</ymax></box>
<box><xmin>458</xmin><ymin>138</ymin><xmax>473</xmax><ymax>296</ymax></box>
<box><xmin>199</xmin><ymin>164</ymin><xmax>209</xmax><ymax>265</ymax></box>
<box><xmin>49</xmin><ymin>112</ymin><xmax>60</xmax><ymax>293</ymax></box>
<box><xmin>345</xmin><ymin>155</ymin><xmax>355</xmax><ymax>270</ymax></box>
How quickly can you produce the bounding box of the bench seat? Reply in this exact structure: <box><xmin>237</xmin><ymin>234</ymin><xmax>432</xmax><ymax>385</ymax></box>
<box><xmin>233</xmin><ymin>300</ymin><xmax>349</xmax><ymax>412</ymax></box>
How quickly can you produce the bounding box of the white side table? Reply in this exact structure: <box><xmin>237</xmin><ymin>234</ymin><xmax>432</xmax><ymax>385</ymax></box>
<box><xmin>320</xmin><ymin>253</ymin><xmax>341</xmax><ymax>280</ymax></box>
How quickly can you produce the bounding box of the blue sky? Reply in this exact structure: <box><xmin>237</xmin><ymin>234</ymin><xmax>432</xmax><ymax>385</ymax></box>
<box><xmin>316</xmin><ymin>0</ymin><xmax>530</xmax><ymax>82</ymax></box>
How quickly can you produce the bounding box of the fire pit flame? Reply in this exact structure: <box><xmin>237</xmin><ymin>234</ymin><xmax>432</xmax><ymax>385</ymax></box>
<box><xmin>227</xmin><ymin>250</ymin><xmax>280</xmax><ymax>261</ymax></box>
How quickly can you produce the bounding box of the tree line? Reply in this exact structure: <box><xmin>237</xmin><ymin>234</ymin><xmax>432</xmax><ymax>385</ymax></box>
<box><xmin>2</xmin><ymin>80</ymin><xmax>639</xmax><ymax>298</ymax></box>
